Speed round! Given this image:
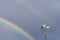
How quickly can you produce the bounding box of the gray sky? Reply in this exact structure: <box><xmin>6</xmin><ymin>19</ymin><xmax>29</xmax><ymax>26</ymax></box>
<box><xmin>0</xmin><ymin>0</ymin><xmax>60</xmax><ymax>40</ymax></box>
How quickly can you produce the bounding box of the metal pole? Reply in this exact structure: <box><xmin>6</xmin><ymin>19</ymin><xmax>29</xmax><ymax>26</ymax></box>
<box><xmin>42</xmin><ymin>31</ymin><xmax>47</xmax><ymax>40</ymax></box>
<box><xmin>44</xmin><ymin>32</ymin><xmax>47</xmax><ymax>40</ymax></box>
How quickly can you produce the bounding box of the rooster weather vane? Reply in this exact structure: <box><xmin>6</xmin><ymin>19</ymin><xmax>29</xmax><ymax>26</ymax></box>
<box><xmin>41</xmin><ymin>24</ymin><xmax>50</xmax><ymax>40</ymax></box>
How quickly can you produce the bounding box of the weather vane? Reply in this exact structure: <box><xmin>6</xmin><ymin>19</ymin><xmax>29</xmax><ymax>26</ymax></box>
<box><xmin>41</xmin><ymin>24</ymin><xmax>50</xmax><ymax>40</ymax></box>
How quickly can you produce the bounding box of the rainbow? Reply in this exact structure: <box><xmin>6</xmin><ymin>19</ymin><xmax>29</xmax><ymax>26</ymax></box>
<box><xmin>16</xmin><ymin>0</ymin><xmax>45</xmax><ymax>19</ymax></box>
<box><xmin>0</xmin><ymin>17</ymin><xmax>35</xmax><ymax>40</ymax></box>
<box><xmin>16</xmin><ymin>0</ymin><xmax>49</xmax><ymax>24</ymax></box>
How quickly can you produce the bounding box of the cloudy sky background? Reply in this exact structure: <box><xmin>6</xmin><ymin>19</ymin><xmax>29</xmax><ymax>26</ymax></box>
<box><xmin>0</xmin><ymin>0</ymin><xmax>60</xmax><ymax>40</ymax></box>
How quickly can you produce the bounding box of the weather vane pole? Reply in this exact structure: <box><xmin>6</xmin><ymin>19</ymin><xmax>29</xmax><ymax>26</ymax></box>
<box><xmin>41</xmin><ymin>24</ymin><xmax>50</xmax><ymax>40</ymax></box>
